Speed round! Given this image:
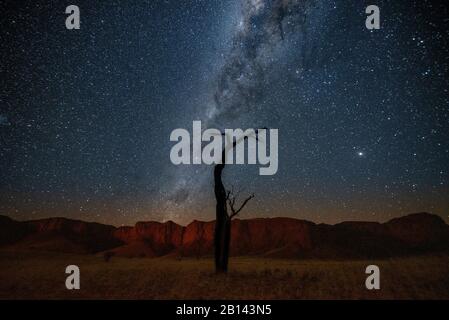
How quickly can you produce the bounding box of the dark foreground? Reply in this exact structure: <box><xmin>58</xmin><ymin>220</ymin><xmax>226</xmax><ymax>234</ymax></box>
<box><xmin>1</xmin><ymin>250</ymin><xmax>448</xmax><ymax>299</ymax></box>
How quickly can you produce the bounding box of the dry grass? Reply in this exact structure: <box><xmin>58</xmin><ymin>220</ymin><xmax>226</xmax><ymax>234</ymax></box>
<box><xmin>0</xmin><ymin>249</ymin><xmax>448</xmax><ymax>299</ymax></box>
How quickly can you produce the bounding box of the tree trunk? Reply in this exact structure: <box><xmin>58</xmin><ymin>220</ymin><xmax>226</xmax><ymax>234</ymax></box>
<box><xmin>213</xmin><ymin>140</ymin><xmax>231</xmax><ymax>273</ymax></box>
<box><xmin>214</xmin><ymin>158</ymin><xmax>229</xmax><ymax>273</ymax></box>
<box><xmin>214</xmin><ymin>213</ymin><xmax>231</xmax><ymax>273</ymax></box>
<box><xmin>213</xmin><ymin>135</ymin><xmax>254</xmax><ymax>273</ymax></box>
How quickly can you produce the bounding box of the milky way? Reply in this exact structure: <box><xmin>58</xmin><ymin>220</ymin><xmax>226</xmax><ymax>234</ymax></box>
<box><xmin>159</xmin><ymin>0</ymin><xmax>330</xmax><ymax>221</ymax></box>
<box><xmin>1</xmin><ymin>0</ymin><xmax>448</xmax><ymax>225</ymax></box>
<box><xmin>210</xmin><ymin>0</ymin><xmax>314</xmax><ymax>124</ymax></box>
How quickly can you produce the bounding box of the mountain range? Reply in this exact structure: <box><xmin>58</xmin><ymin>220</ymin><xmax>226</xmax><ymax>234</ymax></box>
<box><xmin>1</xmin><ymin>213</ymin><xmax>449</xmax><ymax>259</ymax></box>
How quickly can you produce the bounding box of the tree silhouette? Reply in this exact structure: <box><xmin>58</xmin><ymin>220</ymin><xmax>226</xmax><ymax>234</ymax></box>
<box><xmin>213</xmin><ymin>130</ymin><xmax>261</xmax><ymax>273</ymax></box>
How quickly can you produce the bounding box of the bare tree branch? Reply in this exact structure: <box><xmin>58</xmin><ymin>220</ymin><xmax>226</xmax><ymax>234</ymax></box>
<box><xmin>226</xmin><ymin>187</ymin><xmax>255</xmax><ymax>219</ymax></box>
<box><xmin>230</xmin><ymin>194</ymin><xmax>254</xmax><ymax>219</ymax></box>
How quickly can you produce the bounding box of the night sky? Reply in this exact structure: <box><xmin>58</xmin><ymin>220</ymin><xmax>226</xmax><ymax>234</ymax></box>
<box><xmin>1</xmin><ymin>0</ymin><xmax>448</xmax><ymax>226</ymax></box>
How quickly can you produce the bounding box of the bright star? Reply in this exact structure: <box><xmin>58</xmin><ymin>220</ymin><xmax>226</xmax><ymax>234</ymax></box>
<box><xmin>358</xmin><ymin>151</ymin><xmax>364</xmax><ymax>157</ymax></box>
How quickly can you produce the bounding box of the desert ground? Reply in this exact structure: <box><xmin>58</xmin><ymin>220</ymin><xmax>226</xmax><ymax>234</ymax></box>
<box><xmin>0</xmin><ymin>249</ymin><xmax>448</xmax><ymax>299</ymax></box>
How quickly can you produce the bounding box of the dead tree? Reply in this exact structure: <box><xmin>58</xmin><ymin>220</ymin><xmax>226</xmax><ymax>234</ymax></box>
<box><xmin>214</xmin><ymin>131</ymin><xmax>260</xmax><ymax>273</ymax></box>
